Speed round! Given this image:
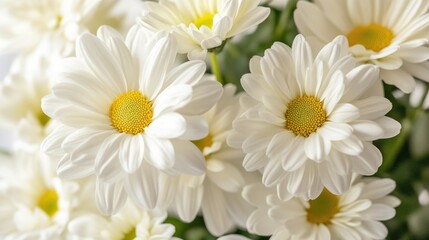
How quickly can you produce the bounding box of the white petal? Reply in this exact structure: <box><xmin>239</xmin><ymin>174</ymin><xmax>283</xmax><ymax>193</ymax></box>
<box><xmin>125</xmin><ymin>162</ymin><xmax>159</xmax><ymax>210</ymax></box>
<box><xmin>354</xmin><ymin>96</ymin><xmax>392</xmax><ymax>119</ymax></box>
<box><xmin>179</xmin><ymin>116</ymin><xmax>209</xmax><ymax>140</ymax></box>
<box><xmin>95</xmin><ymin>179</ymin><xmax>127</xmax><ymax>215</ymax></box>
<box><xmin>57</xmin><ymin>155</ymin><xmax>94</xmax><ymax>180</ymax></box>
<box><xmin>319</xmin><ymin>162</ymin><xmax>351</xmax><ymax>195</ymax></box>
<box><xmin>201</xmin><ymin>182</ymin><xmax>234</xmax><ymax>236</ymax></box>
<box><xmin>350</xmin><ymin>142</ymin><xmax>382</xmax><ymax>175</ymax></box>
<box><xmin>143</xmin><ymin>133</ymin><xmax>175</xmax><ymax>170</ymax></box>
<box><xmin>329</xmin><ymin>103</ymin><xmax>360</xmax><ymax>123</ymax></box>
<box><xmin>95</xmin><ymin>135</ymin><xmax>125</xmax><ymax>183</ymax></box>
<box><xmin>381</xmin><ymin>68</ymin><xmax>416</xmax><ymax>93</ymax></box>
<box><xmin>171</xmin><ymin>139</ymin><xmax>206</xmax><ymax>176</ymax></box>
<box><xmin>175</xmin><ymin>182</ymin><xmax>203</xmax><ymax>222</ymax></box>
<box><xmin>318</xmin><ymin>122</ymin><xmax>353</xmax><ymax>141</ymax></box>
<box><xmin>332</xmin><ymin>134</ymin><xmax>363</xmax><ymax>156</ymax></box>
<box><xmin>119</xmin><ymin>135</ymin><xmax>144</xmax><ymax>173</ymax></box>
<box><xmin>76</xmin><ymin>33</ymin><xmax>126</xmax><ymax>94</ymax></box>
<box><xmin>207</xmin><ymin>162</ymin><xmax>245</xmax><ymax>192</ymax></box>
<box><xmin>152</xmin><ymin>84</ymin><xmax>193</xmax><ymax>117</ymax></box>
<box><xmin>140</xmin><ymin>34</ymin><xmax>177</xmax><ymax>99</ymax></box>
<box><xmin>147</xmin><ymin>112</ymin><xmax>187</xmax><ymax>139</ymax></box>
<box><xmin>304</xmin><ymin>132</ymin><xmax>330</xmax><ymax>162</ymax></box>
<box><xmin>352</xmin><ymin>120</ymin><xmax>384</xmax><ymax>141</ymax></box>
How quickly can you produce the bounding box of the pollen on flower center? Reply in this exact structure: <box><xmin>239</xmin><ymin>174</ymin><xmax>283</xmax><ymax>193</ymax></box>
<box><xmin>193</xmin><ymin>134</ymin><xmax>214</xmax><ymax>159</ymax></box>
<box><xmin>306</xmin><ymin>188</ymin><xmax>339</xmax><ymax>225</ymax></box>
<box><xmin>347</xmin><ymin>23</ymin><xmax>394</xmax><ymax>52</ymax></box>
<box><xmin>121</xmin><ymin>227</ymin><xmax>136</xmax><ymax>240</ymax></box>
<box><xmin>192</xmin><ymin>12</ymin><xmax>216</xmax><ymax>29</ymax></box>
<box><xmin>109</xmin><ymin>90</ymin><xmax>153</xmax><ymax>135</ymax></box>
<box><xmin>285</xmin><ymin>95</ymin><xmax>327</xmax><ymax>137</ymax></box>
<box><xmin>37</xmin><ymin>189</ymin><xmax>59</xmax><ymax>217</ymax></box>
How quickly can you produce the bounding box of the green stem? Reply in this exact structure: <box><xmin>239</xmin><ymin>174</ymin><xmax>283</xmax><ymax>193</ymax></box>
<box><xmin>274</xmin><ymin>0</ymin><xmax>298</xmax><ymax>40</ymax></box>
<box><xmin>380</xmin><ymin>108</ymin><xmax>421</xmax><ymax>173</ymax></box>
<box><xmin>380</xmin><ymin>118</ymin><xmax>412</xmax><ymax>173</ymax></box>
<box><xmin>210</xmin><ymin>51</ymin><xmax>224</xmax><ymax>85</ymax></box>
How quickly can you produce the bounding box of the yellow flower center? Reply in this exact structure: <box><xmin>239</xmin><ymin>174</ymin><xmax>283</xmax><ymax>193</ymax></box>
<box><xmin>285</xmin><ymin>96</ymin><xmax>327</xmax><ymax>137</ymax></box>
<box><xmin>38</xmin><ymin>111</ymin><xmax>50</xmax><ymax>126</ymax></box>
<box><xmin>121</xmin><ymin>227</ymin><xmax>136</xmax><ymax>240</ymax></box>
<box><xmin>192</xmin><ymin>13</ymin><xmax>216</xmax><ymax>29</ymax></box>
<box><xmin>306</xmin><ymin>189</ymin><xmax>339</xmax><ymax>225</ymax></box>
<box><xmin>347</xmin><ymin>23</ymin><xmax>394</xmax><ymax>52</ymax></box>
<box><xmin>193</xmin><ymin>134</ymin><xmax>214</xmax><ymax>160</ymax></box>
<box><xmin>37</xmin><ymin>189</ymin><xmax>59</xmax><ymax>218</ymax></box>
<box><xmin>109</xmin><ymin>91</ymin><xmax>153</xmax><ymax>135</ymax></box>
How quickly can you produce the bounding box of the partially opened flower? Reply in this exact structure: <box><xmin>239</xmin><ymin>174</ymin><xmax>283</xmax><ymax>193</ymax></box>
<box><xmin>243</xmin><ymin>177</ymin><xmax>400</xmax><ymax>240</ymax></box>
<box><xmin>169</xmin><ymin>84</ymin><xmax>255</xmax><ymax>236</ymax></box>
<box><xmin>138</xmin><ymin>0</ymin><xmax>270</xmax><ymax>59</ymax></box>
<box><xmin>42</xmin><ymin>25</ymin><xmax>222</xmax><ymax>214</ymax></box>
<box><xmin>228</xmin><ymin>35</ymin><xmax>400</xmax><ymax>200</ymax></box>
<box><xmin>67</xmin><ymin>202</ymin><xmax>176</xmax><ymax>240</ymax></box>
<box><xmin>295</xmin><ymin>0</ymin><xmax>429</xmax><ymax>93</ymax></box>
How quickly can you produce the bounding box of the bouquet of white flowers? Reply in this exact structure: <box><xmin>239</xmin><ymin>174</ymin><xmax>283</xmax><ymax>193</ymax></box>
<box><xmin>0</xmin><ymin>0</ymin><xmax>428</xmax><ymax>239</ymax></box>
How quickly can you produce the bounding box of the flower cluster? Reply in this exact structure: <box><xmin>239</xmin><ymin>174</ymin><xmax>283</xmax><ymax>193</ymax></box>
<box><xmin>1</xmin><ymin>0</ymin><xmax>428</xmax><ymax>239</ymax></box>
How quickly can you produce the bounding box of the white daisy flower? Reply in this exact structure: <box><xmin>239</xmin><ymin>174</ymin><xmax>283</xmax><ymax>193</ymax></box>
<box><xmin>243</xmin><ymin>177</ymin><xmax>400</xmax><ymax>240</ymax></box>
<box><xmin>0</xmin><ymin>152</ymin><xmax>95</xmax><ymax>240</ymax></box>
<box><xmin>67</xmin><ymin>201</ymin><xmax>176</xmax><ymax>240</ymax></box>
<box><xmin>169</xmin><ymin>84</ymin><xmax>255</xmax><ymax>236</ymax></box>
<box><xmin>138</xmin><ymin>0</ymin><xmax>270</xmax><ymax>60</ymax></box>
<box><xmin>0</xmin><ymin>0</ymin><xmax>122</xmax><ymax>58</ymax></box>
<box><xmin>228</xmin><ymin>35</ymin><xmax>401</xmax><ymax>200</ymax></box>
<box><xmin>42</xmin><ymin>25</ymin><xmax>223</xmax><ymax>215</ymax></box>
<box><xmin>294</xmin><ymin>0</ymin><xmax>429</xmax><ymax>93</ymax></box>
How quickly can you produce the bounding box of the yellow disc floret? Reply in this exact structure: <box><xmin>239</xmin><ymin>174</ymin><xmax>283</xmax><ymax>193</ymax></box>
<box><xmin>347</xmin><ymin>23</ymin><xmax>394</xmax><ymax>52</ymax></box>
<box><xmin>109</xmin><ymin>91</ymin><xmax>153</xmax><ymax>135</ymax></box>
<box><xmin>37</xmin><ymin>189</ymin><xmax>59</xmax><ymax>218</ymax></box>
<box><xmin>192</xmin><ymin>133</ymin><xmax>214</xmax><ymax>160</ymax></box>
<box><xmin>306</xmin><ymin>188</ymin><xmax>339</xmax><ymax>225</ymax></box>
<box><xmin>121</xmin><ymin>227</ymin><xmax>136</xmax><ymax>240</ymax></box>
<box><xmin>193</xmin><ymin>12</ymin><xmax>216</xmax><ymax>29</ymax></box>
<box><xmin>285</xmin><ymin>95</ymin><xmax>327</xmax><ymax>137</ymax></box>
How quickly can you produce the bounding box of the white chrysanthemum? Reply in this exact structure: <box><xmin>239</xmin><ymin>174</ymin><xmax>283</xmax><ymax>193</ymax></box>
<box><xmin>294</xmin><ymin>0</ymin><xmax>429</xmax><ymax>93</ymax></box>
<box><xmin>228</xmin><ymin>35</ymin><xmax>401</xmax><ymax>200</ymax></box>
<box><xmin>67</xmin><ymin>201</ymin><xmax>176</xmax><ymax>240</ymax></box>
<box><xmin>42</xmin><ymin>25</ymin><xmax>222</xmax><ymax>215</ymax></box>
<box><xmin>0</xmin><ymin>152</ymin><xmax>95</xmax><ymax>240</ymax></box>
<box><xmin>138</xmin><ymin>0</ymin><xmax>270</xmax><ymax>59</ymax></box>
<box><xmin>0</xmin><ymin>0</ymin><xmax>122</xmax><ymax>58</ymax></box>
<box><xmin>243</xmin><ymin>177</ymin><xmax>400</xmax><ymax>240</ymax></box>
<box><xmin>169</xmin><ymin>84</ymin><xmax>255</xmax><ymax>236</ymax></box>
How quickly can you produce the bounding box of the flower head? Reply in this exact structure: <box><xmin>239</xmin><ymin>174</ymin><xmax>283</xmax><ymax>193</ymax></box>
<box><xmin>138</xmin><ymin>0</ymin><xmax>270</xmax><ymax>59</ymax></box>
<box><xmin>67</xmin><ymin>202</ymin><xmax>175</xmax><ymax>240</ymax></box>
<box><xmin>295</xmin><ymin>0</ymin><xmax>429</xmax><ymax>93</ymax></box>
<box><xmin>243</xmin><ymin>177</ymin><xmax>400</xmax><ymax>240</ymax></box>
<box><xmin>42</xmin><ymin>25</ymin><xmax>223</xmax><ymax>214</ymax></box>
<box><xmin>228</xmin><ymin>35</ymin><xmax>401</xmax><ymax>200</ymax></box>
